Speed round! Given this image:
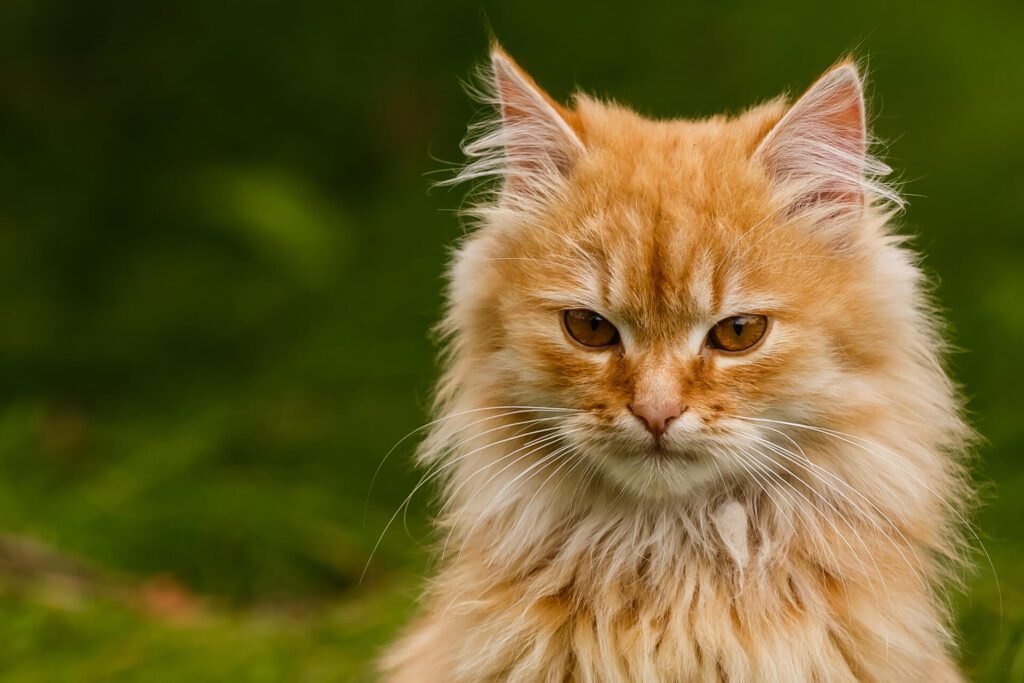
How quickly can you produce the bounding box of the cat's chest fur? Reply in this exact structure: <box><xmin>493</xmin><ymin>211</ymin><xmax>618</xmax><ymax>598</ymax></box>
<box><xmin>383</xmin><ymin>497</ymin><xmax>961</xmax><ymax>682</ymax></box>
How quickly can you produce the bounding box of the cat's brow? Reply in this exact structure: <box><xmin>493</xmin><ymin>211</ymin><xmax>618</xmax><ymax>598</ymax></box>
<box><xmin>526</xmin><ymin>286</ymin><xmax>605</xmax><ymax>312</ymax></box>
<box><xmin>719</xmin><ymin>294</ymin><xmax>788</xmax><ymax>317</ymax></box>
<box><xmin>686</xmin><ymin>253</ymin><xmax>718</xmax><ymax>317</ymax></box>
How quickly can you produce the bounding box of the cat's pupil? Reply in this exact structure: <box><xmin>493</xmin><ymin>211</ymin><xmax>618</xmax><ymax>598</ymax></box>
<box><xmin>590</xmin><ymin>316</ymin><xmax>601</xmax><ymax>331</ymax></box>
<box><xmin>732</xmin><ymin>319</ymin><xmax>745</xmax><ymax>336</ymax></box>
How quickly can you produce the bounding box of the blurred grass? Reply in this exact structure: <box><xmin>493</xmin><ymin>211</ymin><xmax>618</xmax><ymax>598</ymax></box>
<box><xmin>0</xmin><ymin>0</ymin><xmax>1021</xmax><ymax>680</ymax></box>
<box><xmin>0</xmin><ymin>576</ymin><xmax>419</xmax><ymax>682</ymax></box>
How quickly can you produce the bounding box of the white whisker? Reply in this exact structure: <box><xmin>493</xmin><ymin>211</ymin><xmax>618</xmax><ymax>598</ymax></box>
<box><xmin>362</xmin><ymin>422</ymin><xmax>572</xmax><ymax>582</ymax></box>
<box><xmin>733</xmin><ymin>414</ymin><xmax>1000</xmax><ymax>614</ymax></box>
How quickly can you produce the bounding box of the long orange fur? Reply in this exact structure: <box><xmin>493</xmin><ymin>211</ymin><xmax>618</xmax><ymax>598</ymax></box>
<box><xmin>381</xmin><ymin>46</ymin><xmax>974</xmax><ymax>682</ymax></box>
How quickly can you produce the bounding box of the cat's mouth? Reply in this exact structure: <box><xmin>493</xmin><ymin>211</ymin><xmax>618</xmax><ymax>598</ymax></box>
<box><xmin>645</xmin><ymin>441</ymin><xmax>702</xmax><ymax>463</ymax></box>
<box><xmin>594</xmin><ymin>438</ymin><xmax>723</xmax><ymax>500</ymax></box>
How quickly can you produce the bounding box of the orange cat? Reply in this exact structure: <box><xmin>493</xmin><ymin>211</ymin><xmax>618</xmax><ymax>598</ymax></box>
<box><xmin>381</xmin><ymin>45</ymin><xmax>973</xmax><ymax>682</ymax></box>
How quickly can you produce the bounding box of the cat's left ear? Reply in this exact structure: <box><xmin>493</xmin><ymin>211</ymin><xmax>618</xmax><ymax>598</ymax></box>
<box><xmin>755</xmin><ymin>62</ymin><xmax>871</xmax><ymax>224</ymax></box>
<box><xmin>481</xmin><ymin>46</ymin><xmax>585</xmax><ymax>203</ymax></box>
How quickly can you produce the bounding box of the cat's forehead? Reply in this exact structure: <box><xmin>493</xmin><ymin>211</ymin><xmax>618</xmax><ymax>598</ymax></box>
<box><xmin>568</xmin><ymin>213</ymin><xmax>755</xmax><ymax>333</ymax></box>
<box><xmin>495</xmin><ymin>100</ymin><xmax>803</xmax><ymax>340</ymax></box>
<box><xmin>507</xmin><ymin>207</ymin><xmax>779</xmax><ymax>350</ymax></box>
<box><xmin>573</xmin><ymin>95</ymin><xmax>784</xmax><ymax>193</ymax></box>
<box><xmin>545</xmin><ymin>114</ymin><xmax>785</xmax><ymax>331</ymax></box>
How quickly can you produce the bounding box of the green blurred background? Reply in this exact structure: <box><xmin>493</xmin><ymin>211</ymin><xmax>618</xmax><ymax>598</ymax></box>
<box><xmin>0</xmin><ymin>1</ymin><xmax>1021</xmax><ymax>680</ymax></box>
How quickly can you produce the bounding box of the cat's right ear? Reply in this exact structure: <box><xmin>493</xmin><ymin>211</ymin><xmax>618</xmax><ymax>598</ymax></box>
<box><xmin>462</xmin><ymin>46</ymin><xmax>585</xmax><ymax>205</ymax></box>
<box><xmin>752</xmin><ymin>61</ymin><xmax>901</xmax><ymax>234</ymax></box>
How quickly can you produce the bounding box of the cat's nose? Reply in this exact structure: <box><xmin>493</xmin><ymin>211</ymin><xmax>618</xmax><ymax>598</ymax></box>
<box><xmin>628</xmin><ymin>402</ymin><xmax>684</xmax><ymax>439</ymax></box>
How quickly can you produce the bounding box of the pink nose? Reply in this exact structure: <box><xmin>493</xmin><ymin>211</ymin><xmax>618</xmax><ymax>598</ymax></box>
<box><xmin>629</xmin><ymin>402</ymin><xmax>684</xmax><ymax>439</ymax></box>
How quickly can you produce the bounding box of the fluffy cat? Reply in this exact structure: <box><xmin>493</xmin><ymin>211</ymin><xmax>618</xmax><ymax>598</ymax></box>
<box><xmin>381</xmin><ymin>45</ymin><xmax>974</xmax><ymax>682</ymax></box>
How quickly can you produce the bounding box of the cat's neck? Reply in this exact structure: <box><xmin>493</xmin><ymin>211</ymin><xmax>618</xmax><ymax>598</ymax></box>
<box><xmin>431</xmin><ymin>420</ymin><xmax>959</xmax><ymax>594</ymax></box>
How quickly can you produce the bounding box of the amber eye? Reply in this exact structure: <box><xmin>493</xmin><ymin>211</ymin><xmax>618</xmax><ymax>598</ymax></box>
<box><xmin>708</xmin><ymin>314</ymin><xmax>769</xmax><ymax>353</ymax></box>
<box><xmin>563</xmin><ymin>309</ymin><xmax>620</xmax><ymax>348</ymax></box>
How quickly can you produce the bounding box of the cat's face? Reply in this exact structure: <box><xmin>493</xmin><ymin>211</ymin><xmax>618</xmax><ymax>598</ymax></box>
<box><xmin>446</xmin><ymin>49</ymin><xmax>910</xmax><ymax>500</ymax></box>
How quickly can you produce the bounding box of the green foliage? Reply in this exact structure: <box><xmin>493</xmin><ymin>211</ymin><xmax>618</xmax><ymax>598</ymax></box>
<box><xmin>0</xmin><ymin>0</ymin><xmax>1021</xmax><ymax>679</ymax></box>
<box><xmin>0</xmin><ymin>585</ymin><xmax>416</xmax><ymax>682</ymax></box>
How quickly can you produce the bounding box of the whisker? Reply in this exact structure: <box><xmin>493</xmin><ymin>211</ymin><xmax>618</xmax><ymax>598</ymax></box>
<box><xmin>732</xmin><ymin>446</ymin><xmax>884</xmax><ymax>615</ymax></box>
<box><xmin>402</xmin><ymin>417</ymin><xmax>570</xmax><ymax>522</ymax></box>
<box><xmin>361</xmin><ymin>423</ymin><xmax>571</xmax><ymax>582</ymax></box>
<box><xmin>717</xmin><ymin>447</ymin><xmax>807</xmax><ymax>598</ymax></box>
<box><xmin>727</xmin><ymin>446</ymin><xmax>842</xmax><ymax>576</ymax></box>
<box><xmin>524</xmin><ymin>444</ymin><xmax>585</xmax><ymax>514</ymax></box>
<box><xmin>732</xmin><ymin>414</ymin><xmax>1001</xmax><ymax>616</ymax></box>
<box><xmin>746</xmin><ymin>431</ymin><xmax>929</xmax><ymax>592</ymax></box>
<box><xmin>399</xmin><ymin>415</ymin><xmax>574</xmax><ymax>534</ymax></box>
<box><xmin>452</xmin><ymin>441</ymin><xmax>579</xmax><ymax>564</ymax></box>
<box><xmin>366</xmin><ymin>404</ymin><xmax>581</xmax><ymax>518</ymax></box>
<box><xmin>440</xmin><ymin>440</ymin><xmax>565</xmax><ymax>623</ymax></box>
<box><xmin>440</xmin><ymin>429</ymin><xmax>585</xmax><ymax>561</ymax></box>
<box><xmin>436</xmin><ymin>428</ymin><xmax>570</xmax><ymax>520</ymax></box>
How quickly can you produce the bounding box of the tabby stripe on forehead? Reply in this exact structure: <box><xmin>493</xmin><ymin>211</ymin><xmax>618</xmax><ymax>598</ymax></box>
<box><xmin>687</xmin><ymin>254</ymin><xmax>718</xmax><ymax>318</ymax></box>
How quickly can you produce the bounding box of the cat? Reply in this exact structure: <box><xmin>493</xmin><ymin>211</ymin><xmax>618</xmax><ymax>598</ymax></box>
<box><xmin>380</xmin><ymin>44</ymin><xmax>974</xmax><ymax>682</ymax></box>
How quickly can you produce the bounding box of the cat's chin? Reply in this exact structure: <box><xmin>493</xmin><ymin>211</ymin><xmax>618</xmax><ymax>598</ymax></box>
<box><xmin>596</xmin><ymin>449</ymin><xmax>723</xmax><ymax>501</ymax></box>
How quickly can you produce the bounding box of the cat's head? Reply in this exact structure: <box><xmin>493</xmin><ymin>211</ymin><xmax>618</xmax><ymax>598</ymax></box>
<box><xmin>437</xmin><ymin>47</ymin><xmax>942</xmax><ymax>502</ymax></box>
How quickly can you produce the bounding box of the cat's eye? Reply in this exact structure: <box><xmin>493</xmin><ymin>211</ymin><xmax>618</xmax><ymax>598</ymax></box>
<box><xmin>563</xmin><ymin>309</ymin><xmax>620</xmax><ymax>348</ymax></box>
<box><xmin>707</xmin><ymin>314</ymin><xmax>769</xmax><ymax>353</ymax></box>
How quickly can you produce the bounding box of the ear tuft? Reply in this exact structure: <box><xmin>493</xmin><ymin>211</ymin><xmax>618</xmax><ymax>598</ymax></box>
<box><xmin>449</xmin><ymin>46</ymin><xmax>585</xmax><ymax>209</ymax></box>
<box><xmin>755</xmin><ymin>62</ymin><xmax>901</xmax><ymax>226</ymax></box>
